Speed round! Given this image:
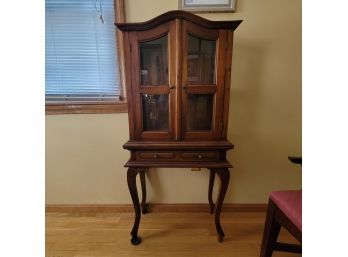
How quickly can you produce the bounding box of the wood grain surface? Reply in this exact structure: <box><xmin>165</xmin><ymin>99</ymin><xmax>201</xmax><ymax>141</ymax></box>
<box><xmin>46</xmin><ymin>211</ymin><xmax>300</xmax><ymax>257</ymax></box>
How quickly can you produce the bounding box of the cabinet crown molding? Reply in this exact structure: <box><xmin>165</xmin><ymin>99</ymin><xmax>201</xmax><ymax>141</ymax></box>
<box><xmin>115</xmin><ymin>10</ymin><xmax>242</xmax><ymax>31</ymax></box>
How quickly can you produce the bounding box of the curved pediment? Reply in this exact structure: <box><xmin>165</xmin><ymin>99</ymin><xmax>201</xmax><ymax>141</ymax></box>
<box><xmin>115</xmin><ymin>10</ymin><xmax>242</xmax><ymax>31</ymax></box>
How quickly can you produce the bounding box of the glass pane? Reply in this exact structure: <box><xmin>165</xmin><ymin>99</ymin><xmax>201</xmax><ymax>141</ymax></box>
<box><xmin>186</xmin><ymin>94</ymin><xmax>213</xmax><ymax>131</ymax></box>
<box><xmin>187</xmin><ymin>34</ymin><xmax>216</xmax><ymax>84</ymax></box>
<box><xmin>142</xmin><ymin>94</ymin><xmax>169</xmax><ymax>131</ymax></box>
<box><xmin>140</xmin><ymin>35</ymin><xmax>168</xmax><ymax>85</ymax></box>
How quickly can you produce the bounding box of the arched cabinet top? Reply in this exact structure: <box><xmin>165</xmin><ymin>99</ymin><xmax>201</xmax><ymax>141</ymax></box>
<box><xmin>115</xmin><ymin>10</ymin><xmax>242</xmax><ymax>32</ymax></box>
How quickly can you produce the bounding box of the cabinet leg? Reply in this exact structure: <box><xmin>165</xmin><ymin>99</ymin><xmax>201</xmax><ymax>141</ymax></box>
<box><xmin>208</xmin><ymin>169</ymin><xmax>216</xmax><ymax>214</ymax></box>
<box><xmin>213</xmin><ymin>168</ymin><xmax>230</xmax><ymax>243</ymax></box>
<box><xmin>127</xmin><ymin>168</ymin><xmax>142</xmax><ymax>245</ymax></box>
<box><xmin>139</xmin><ymin>168</ymin><xmax>148</xmax><ymax>214</ymax></box>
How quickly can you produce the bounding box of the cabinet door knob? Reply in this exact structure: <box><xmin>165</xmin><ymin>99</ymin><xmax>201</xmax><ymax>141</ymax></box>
<box><xmin>182</xmin><ymin>84</ymin><xmax>187</xmax><ymax>89</ymax></box>
<box><xmin>169</xmin><ymin>84</ymin><xmax>175</xmax><ymax>89</ymax></box>
<box><xmin>153</xmin><ymin>153</ymin><xmax>158</xmax><ymax>158</ymax></box>
<box><xmin>198</xmin><ymin>154</ymin><xmax>203</xmax><ymax>159</ymax></box>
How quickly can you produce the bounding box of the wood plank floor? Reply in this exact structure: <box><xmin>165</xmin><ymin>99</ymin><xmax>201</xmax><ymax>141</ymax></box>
<box><xmin>46</xmin><ymin>211</ymin><xmax>301</xmax><ymax>257</ymax></box>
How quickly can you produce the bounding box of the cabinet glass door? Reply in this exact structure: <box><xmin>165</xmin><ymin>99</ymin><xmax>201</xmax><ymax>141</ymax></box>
<box><xmin>186</xmin><ymin>34</ymin><xmax>216</xmax><ymax>132</ymax></box>
<box><xmin>140</xmin><ymin>35</ymin><xmax>169</xmax><ymax>132</ymax></box>
<box><xmin>182</xmin><ymin>21</ymin><xmax>226</xmax><ymax>140</ymax></box>
<box><xmin>131</xmin><ymin>22</ymin><xmax>176</xmax><ymax>140</ymax></box>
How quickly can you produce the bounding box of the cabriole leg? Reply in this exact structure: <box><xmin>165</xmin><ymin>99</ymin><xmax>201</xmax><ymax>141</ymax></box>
<box><xmin>213</xmin><ymin>168</ymin><xmax>230</xmax><ymax>242</ymax></box>
<box><xmin>127</xmin><ymin>167</ymin><xmax>142</xmax><ymax>245</ymax></box>
<box><xmin>208</xmin><ymin>169</ymin><xmax>216</xmax><ymax>214</ymax></box>
<box><xmin>139</xmin><ymin>168</ymin><xmax>148</xmax><ymax>214</ymax></box>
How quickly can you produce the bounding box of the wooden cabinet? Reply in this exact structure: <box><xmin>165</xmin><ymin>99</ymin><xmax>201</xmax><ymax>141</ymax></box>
<box><xmin>116</xmin><ymin>10</ymin><xmax>242</xmax><ymax>245</ymax></box>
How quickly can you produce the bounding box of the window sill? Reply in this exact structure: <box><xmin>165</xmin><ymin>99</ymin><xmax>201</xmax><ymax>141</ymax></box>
<box><xmin>45</xmin><ymin>101</ymin><xmax>128</xmax><ymax>115</ymax></box>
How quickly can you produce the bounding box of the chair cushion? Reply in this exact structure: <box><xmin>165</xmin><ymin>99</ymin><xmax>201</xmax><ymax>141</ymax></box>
<box><xmin>270</xmin><ymin>190</ymin><xmax>302</xmax><ymax>231</ymax></box>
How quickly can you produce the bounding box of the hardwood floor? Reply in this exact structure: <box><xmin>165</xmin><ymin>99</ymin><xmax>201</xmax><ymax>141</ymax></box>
<box><xmin>46</xmin><ymin>211</ymin><xmax>301</xmax><ymax>257</ymax></box>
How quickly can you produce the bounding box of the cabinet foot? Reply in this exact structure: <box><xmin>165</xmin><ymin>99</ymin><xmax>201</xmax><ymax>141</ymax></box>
<box><xmin>210</xmin><ymin>204</ymin><xmax>215</xmax><ymax>214</ymax></box>
<box><xmin>141</xmin><ymin>204</ymin><xmax>148</xmax><ymax>214</ymax></box>
<box><xmin>131</xmin><ymin>235</ymin><xmax>142</xmax><ymax>245</ymax></box>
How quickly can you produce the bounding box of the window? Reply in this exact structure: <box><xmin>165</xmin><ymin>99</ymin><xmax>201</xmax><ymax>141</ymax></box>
<box><xmin>45</xmin><ymin>0</ymin><xmax>126</xmax><ymax>114</ymax></box>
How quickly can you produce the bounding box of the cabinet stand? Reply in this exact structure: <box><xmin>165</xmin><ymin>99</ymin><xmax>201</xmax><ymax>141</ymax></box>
<box><xmin>127</xmin><ymin>166</ymin><xmax>230</xmax><ymax>245</ymax></box>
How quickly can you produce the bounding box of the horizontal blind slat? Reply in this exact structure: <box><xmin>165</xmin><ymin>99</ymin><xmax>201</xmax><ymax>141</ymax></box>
<box><xmin>45</xmin><ymin>0</ymin><xmax>121</xmax><ymax>102</ymax></box>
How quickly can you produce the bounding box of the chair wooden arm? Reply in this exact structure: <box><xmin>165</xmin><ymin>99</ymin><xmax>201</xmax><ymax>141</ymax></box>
<box><xmin>288</xmin><ymin>156</ymin><xmax>302</xmax><ymax>165</ymax></box>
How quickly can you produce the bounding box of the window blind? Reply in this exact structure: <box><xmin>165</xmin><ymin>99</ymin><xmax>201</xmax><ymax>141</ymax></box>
<box><xmin>45</xmin><ymin>0</ymin><xmax>121</xmax><ymax>103</ymax></box>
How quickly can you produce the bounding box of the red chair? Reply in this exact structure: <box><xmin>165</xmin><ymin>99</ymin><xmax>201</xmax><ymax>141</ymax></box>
<box><xmin>260</xmin><ymin>157</ymin><xmax>302</xmax><ymax>257</ymax></box>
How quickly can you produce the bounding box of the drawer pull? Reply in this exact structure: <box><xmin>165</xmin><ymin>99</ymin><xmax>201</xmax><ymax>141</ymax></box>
<box><xmin>181</xmin><ymin>152</ymin><xmax>218</xmax><ymax>161</ymax></box>
<box><xmin>138</xmin><ymin>152</ymin><xmax>175</xmax><ymax>160</ymax></box>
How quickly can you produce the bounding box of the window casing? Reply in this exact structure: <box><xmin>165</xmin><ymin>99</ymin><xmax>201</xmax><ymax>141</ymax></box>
<box><xmin>45</xmin><ymin>0</ymin><xmax>126</xmax><ymax>114</ymax></box>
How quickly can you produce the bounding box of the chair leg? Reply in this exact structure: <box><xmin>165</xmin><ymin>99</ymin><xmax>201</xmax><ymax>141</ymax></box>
<box><xmin>260</xmin><ymin>199</ymin><xmax>281</xmax><ymax>257</ymax></box>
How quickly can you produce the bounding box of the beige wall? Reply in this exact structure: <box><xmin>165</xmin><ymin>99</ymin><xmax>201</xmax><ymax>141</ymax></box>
<box><xmin>45</xmin><ymin>0</ymin><xmax>301</xmax><ymax>204</ymax></box>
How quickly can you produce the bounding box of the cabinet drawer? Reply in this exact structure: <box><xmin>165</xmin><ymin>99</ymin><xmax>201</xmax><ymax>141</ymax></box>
<box><xmin>137</xmin><ymin>152</ymin><xmax>175</xmax><ymax>160</ymax></box>
<box><xmin>180</xmin><ymin>152</ymin><xmax>218</xmax><ymax>161</ymax></box>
